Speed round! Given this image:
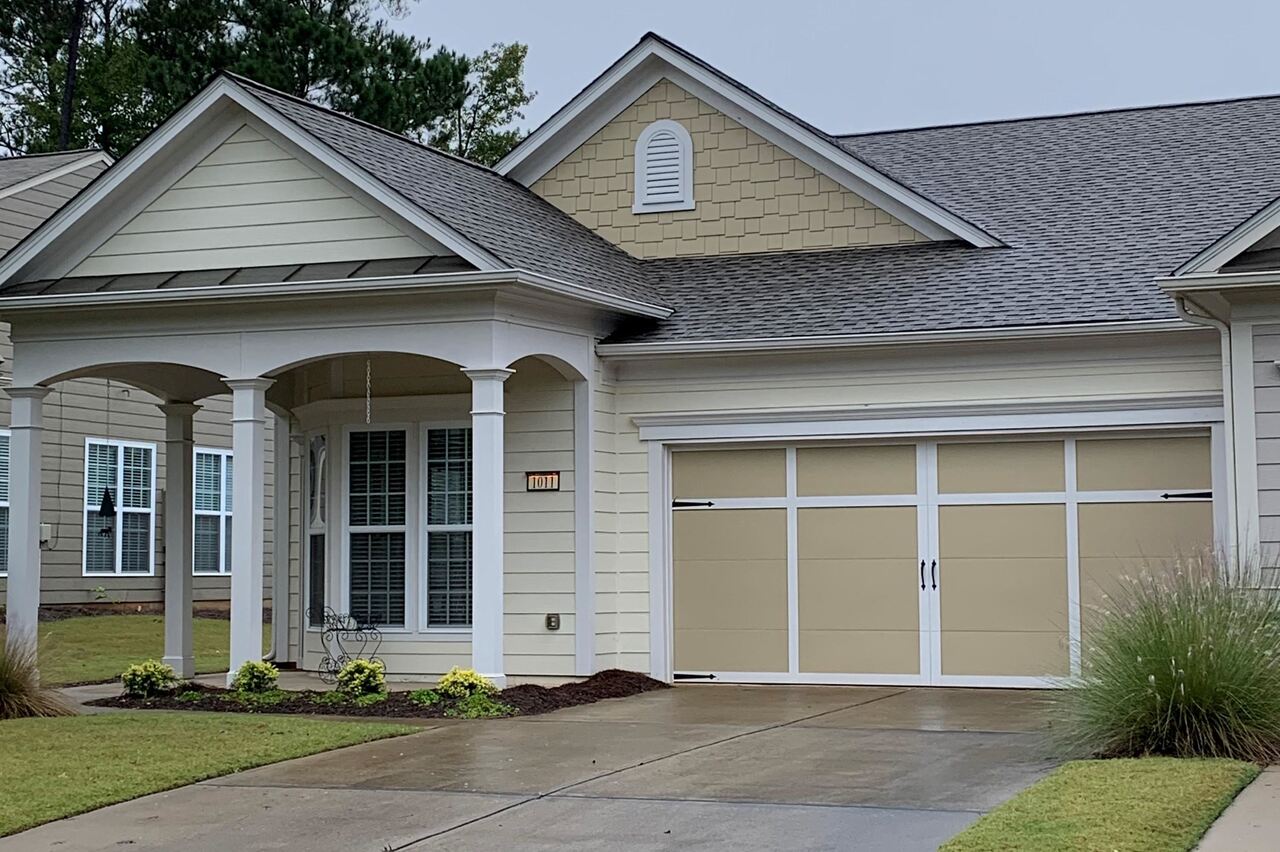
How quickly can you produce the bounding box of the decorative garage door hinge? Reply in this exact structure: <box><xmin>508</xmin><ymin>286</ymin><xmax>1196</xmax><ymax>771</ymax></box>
<box><xmin>673</xmin><ymin>672</ymin><xmax>718</xmax><ymax>680</ymax></box>
<box><xmin>671</xmin><ymin>500</ymin><xmax>714</xmax><ymax>508</ymax></box>
<box><xmin>1160</xmin><ymin>491</ymin><xmax>1212</xmax><ymax>500</ymax></box>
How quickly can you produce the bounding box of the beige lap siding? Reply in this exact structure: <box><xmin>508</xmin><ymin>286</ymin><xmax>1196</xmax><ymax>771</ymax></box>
<box><xmin>590</xmin><ymin>332</ymin><xmax>1223</xmax><ymax>674</ymax></box>
<box><xmin>0</xmin><ymin>366</ymin><xmax>276</xmax><ymax>604</ymax></box>
<box><xmin>531</xmin><ymin>79</ymin><xmax>927</xmax><ymax>258</ymax></box>
<box><xmin>1253</xmin><ymin>323</ymin><xmax>1280</xmax><ymax>582</ymax></box>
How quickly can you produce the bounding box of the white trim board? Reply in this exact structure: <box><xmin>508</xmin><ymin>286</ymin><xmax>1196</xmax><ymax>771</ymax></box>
<box><xmin>496</xmin><ymin>35</ymin><xmax>1000</xmax><ymax>247</ymax></box>
<box><xmin>0</xmin><ymin>151</ymin><xmax>112</xmax><ymax>203</ymax></box>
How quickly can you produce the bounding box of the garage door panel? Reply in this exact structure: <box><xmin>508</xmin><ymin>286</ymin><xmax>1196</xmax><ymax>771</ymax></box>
<box><xmin>796</xmin><ymin>445</ymin><xmax>916</xmax><ymax>496</ymax></box>
<box><xmin>801</xmin><ymin>629</ymin><xmax>920</xmax><ymax>675</ymax></box>
<box><xmin>798</xmin><ymin>507</ymin><xmax>917</xmax><ymax>559</ymax></box>
<box><xmin>941</xmin><ymin>630</ymin><xmax>1070</xmax><ymax>678</ymax></box>
<box><xmin>672</xmin><ymin>449</ymin><xmax>786</xmax><ymax>499</ymax></box>
<box><xmin>675</xmin><ymin>629</ymin><xmax>789</xmax><ymax>673</ymax></box>
<box><xmin>939</xmin><ymin>504</ymin><xmax>1068</xmax><ymax>558</ymax></box>
<box><xmin>938</xmin><ymin>557</ymin><xmax>1068</xmax><ymax>632</ymax></box>
<box><xmin>674</xmin><ymin>560</ymin><xmax>788</xmax><ymax>629</ymax></box>
<box><xmin>1076</xmin><ymin>436</ymin><xmax>1211</xmax><ymax>491</ymax></box>
<box><xmin>937</xmin><ymin>441</ymin><xmax>1065</xmax><ymax>493</ymax></box>
<box><xmin>673</xmin><ymin>509</ymin><xmax>787</xmax><ymax>560</ymax></box>
<box><xmin>799</xmin><ymin>558</ymin><xmax>919</xmax><ymax>630</ymax></box>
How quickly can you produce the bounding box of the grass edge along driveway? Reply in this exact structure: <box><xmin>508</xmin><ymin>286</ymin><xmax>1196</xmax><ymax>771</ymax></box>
<box><xmin>0</xmin><ymin>712</ymin><xmax>416</xmax><ymax>837</ymax></box>
<box><xmin>942</xmin><ymin>757</ymin><xmax>1259</xmax><ymax>852</ymax></box>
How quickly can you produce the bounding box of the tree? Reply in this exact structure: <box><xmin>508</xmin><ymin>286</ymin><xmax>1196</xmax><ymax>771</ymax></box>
<box><xmin>429</xmin><ymin>42</ymin><xmax>534</xmax><ymax>166</ymax></box>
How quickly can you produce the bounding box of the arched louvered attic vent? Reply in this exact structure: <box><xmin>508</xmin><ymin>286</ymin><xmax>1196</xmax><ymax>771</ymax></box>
<box><xmin>633</xmin><ymin>119</ymin><xmax>694</xmax><ymax>213</ymax></box>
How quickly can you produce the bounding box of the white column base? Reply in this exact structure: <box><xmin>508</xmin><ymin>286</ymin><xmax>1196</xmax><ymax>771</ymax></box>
<box><xmin>164</xmin><ymin>655</ymin><xmax>195</xmax><ymax>677</ymax></box>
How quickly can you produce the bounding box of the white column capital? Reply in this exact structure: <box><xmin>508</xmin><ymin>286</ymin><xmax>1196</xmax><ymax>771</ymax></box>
<box><xmin>158</xmin><ymin>402</ymin><xmax>201</xmax><ymax>419</ymax></box>
<box><xmin>464</xmin><ymin>368</ymin><xmax>514</xmax><ymax>416</ymax></box>
<box><xmin>462</xmin><ymin>367</ymin><xmax>515</xmax><ymax>383</ymax></box>
<box><xmin>4</xmin><ymin>385</ymin><xmax>51</xmax><ymax>402</ymax></box>
<box><xmin>223</xmin><ymin>377</ymin><xmax>276</xmax><ymax>393</ymax></box>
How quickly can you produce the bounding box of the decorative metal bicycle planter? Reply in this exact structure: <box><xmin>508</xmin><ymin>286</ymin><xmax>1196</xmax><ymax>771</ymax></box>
<box><xmin>306</xmin><ymin>607</ymin><xmax>385</xmax><ymax>684</ymax></box>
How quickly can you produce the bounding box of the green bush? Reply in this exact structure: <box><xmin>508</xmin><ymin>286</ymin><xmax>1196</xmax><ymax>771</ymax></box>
<box><xmin>1063</xmin><ymin>556</ymin><xmax>1280</xmax><ymax>762</ymax></box>
<box><xmin>226</xmin><ymin>689</ymin><xmax>286</xmax><ymax>708</ymax></box>
<box><xmin>444</xmin><ymin>691</ymin><xmax>515</xmax><ymax>719</ymax></box>
<box><xmin>408</xmin><ymin>688</ymin><xmax>442</xmax><ymax>707</ymax></box>
<box><xmin>231</xmin><ymin>660</ymin><xmax>279</xmax><ymax>694</ymax></box>
<box><xmin>0</xmin><ymin>641</ymin><xmax>73</xmax><ymax>719</ymax></box>
<box><xmin>121</xmin><ymin>660</ymin><xmax>180</xmax><ymax>699</ymax></box>
<box><xmin>437</xmin><ymin>666</ymin><xmax>497</xmax><ymax>699</ymax></box>
<box><xmin>335</xmin><ymin>659</ymin><xmax>386</xmax><ymax>698</ymax></box>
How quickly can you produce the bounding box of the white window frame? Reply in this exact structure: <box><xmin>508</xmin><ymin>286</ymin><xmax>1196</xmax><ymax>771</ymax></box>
<box><xmin>633</xmin><ymin>119</ymin><xmax>695</xmax><ymax>213</ymax></box>
<box><xmin>0</xmin><ymin>429</ymin><xmax>9</xmax><ymax>577</ymax></box>
<box><xmin>82</xmin><ymin>437</ymin><xmax>157</xmax><ymax>577</ymax></box>
<box><xmin>420</xmin><ymin>422</ymin><xmax>474</xmax><ymax>636</ymax></box>
<box><xmin>340</xmin><ymin>424</ymin><xmax>417</xmax><ymax>633</ymax></box>
<box><xmin>192</xmin><ymin>447</ymin><xmax>232</xmax><ymax>575</ymax></box>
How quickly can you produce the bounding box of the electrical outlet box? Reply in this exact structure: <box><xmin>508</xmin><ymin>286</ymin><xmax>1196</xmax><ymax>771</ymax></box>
<box><xmin>39</xmin><ymin>523</ymin><xmax>53</xmax><ymax>545</ymax></box>
<box><xmin>545</xmin><ymin>613</ymin><xmax>561</xmax><ymax>631</ymax></box>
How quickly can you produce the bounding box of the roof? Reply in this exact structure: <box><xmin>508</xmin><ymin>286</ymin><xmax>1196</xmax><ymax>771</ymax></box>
<box><xmin>232</xmin><ymin>78</ymin><xmax>664</xmax><ymax>309</ymax></box>
<box><xmin>0</xmin><ymin>150</ymin><xmax>103</xmax><ymax>193</ymax></box>
<box><xmin>0</xmin><ymin>256</ymin><xmax>472</xmax><ymax>298</ymax></box>
<box><xmin>608</xmin><ymin>93</ymin><xmax>1280</xmax><ymax>344</ymax></box>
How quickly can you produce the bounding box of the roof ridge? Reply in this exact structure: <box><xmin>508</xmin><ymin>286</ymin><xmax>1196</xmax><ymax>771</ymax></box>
<box><xmin>838</xmin><ymin>91</ymin><xmax>1280</xmax><ymax>138</ymax></box>
<box><xmin>222</xmin><ymin>71</ymin><xmax>514</xmax><ymax>181</ymax></box>
<box><xmin>1</xmin><ymin>148</ymin><xmax>103</xmax><ymax>161</ymax></box>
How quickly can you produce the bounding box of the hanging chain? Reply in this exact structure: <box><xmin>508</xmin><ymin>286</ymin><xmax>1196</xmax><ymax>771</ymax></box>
<box><xmin>365</xmin><ymin>358</ymin><xmax>372</xmax><ymax>425</ymax></box>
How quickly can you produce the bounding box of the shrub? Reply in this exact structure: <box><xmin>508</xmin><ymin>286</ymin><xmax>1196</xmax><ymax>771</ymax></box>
<box><xmin>231</xmin><ymin>660</ymin><xmax>279</xmax><ymax>694</ymax></box>
<box><xmin>349</xmin><ymin>692</ymin><xmax>387</xmax><ymax>707</ymax></box>
<box><xmin>1062</xmin><ymin>555</ymin><xmax>1280</xmax><ymax>762</ymax></box>
<box><xmin>0</xmin><ymin>641</ymin><xmax>73</xmax><ymax>719</ymax></box>
<box><xmin>437</xmin><ymin>667</ymin><xmax>497</xmax><ymax>700</ymax></box>
<box><xmin>408</xmin><ymin>688</ymin><xmax>442</xmax><ymax>707</ymax></box>
<box><xmin>444</xmin><ymin>691</ymin><xmax>516</xmax><ymax>719</ymax></box>
<box><xmin>335</xmin><ymin>659</ymin><xmax>386</xmax><ymax>698</ymax></box>
<box><xmin>121</xmin><ymin>660</ymin><xmax>180</xmax><ymax>699</ymax></box>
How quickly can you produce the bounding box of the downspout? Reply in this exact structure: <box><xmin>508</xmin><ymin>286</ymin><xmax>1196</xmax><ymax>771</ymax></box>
<box><xmin>1174</xmin><ymin>294</ymin><xmax>1240</xmax><ymax>562</ymax></box>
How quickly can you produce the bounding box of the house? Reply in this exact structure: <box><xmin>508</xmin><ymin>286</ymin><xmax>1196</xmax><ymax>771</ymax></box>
<box><xmin>0</xmin><ymin>32</ymin><xmax>1268</xmax><ymax>688</ymax></box>
<box><xmin>0</xmin><ymin>151</ymin><xmax>274</xmax><ymax>614</ymax></box>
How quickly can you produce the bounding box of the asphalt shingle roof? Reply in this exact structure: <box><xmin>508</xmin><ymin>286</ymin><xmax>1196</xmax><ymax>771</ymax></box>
<box><xmin>610</xmin><ymin>95</ymin><xmax>1280</xmax><ymax>344</ymax></box>
<box><xmin>0</xmin><ymin>150</ymin><xmax>99</xmax><ymax>192</ymax></box>
<box><xmin>236</xmin><ymin>80</ymin><xmax>664</xmax><ymax>309</ymax></box>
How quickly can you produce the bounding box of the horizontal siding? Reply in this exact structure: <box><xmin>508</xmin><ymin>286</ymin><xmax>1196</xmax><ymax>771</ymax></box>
<box><xmin>72</xmin><ymin>123</ymin><xmax>434</xmax><ymax>276</ymax></box>
<box><xmin>1254</xmin><ymin>324</ymin><xmax>1280</xmax><ymax>582</ymax></box>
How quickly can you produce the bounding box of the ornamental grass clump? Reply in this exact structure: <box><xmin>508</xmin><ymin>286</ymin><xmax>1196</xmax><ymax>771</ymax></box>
<box><xmin>0</xmin><ymin>641</ymin><xmax>73</xmax><ymax>719</ymax></box>
<box><xmin>1063</xmin><ymin>554</ymin><xmax>1280</xmax><ymax>762</ymax></box>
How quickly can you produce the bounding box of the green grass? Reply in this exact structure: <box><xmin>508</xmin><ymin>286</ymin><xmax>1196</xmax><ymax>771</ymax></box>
<box><xmin>0</xmin><ymin>712</ymin><xmax>415</xmax><ymax>837</ymax></box>
<box><xmin>30</xmin><ymin>615</ymin><xmax>270</xmax><ymax>686</ymax></box>
<box><xmin>942</xmin><ymin>758</ymin><xmax>1260</xmax><ymax>852</ymax></box>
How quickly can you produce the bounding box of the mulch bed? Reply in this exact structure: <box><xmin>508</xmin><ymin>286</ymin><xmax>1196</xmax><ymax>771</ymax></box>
<box><xmin>87</xmin><ymin>668</ymin><xmax>667</xmax><ymax>718</ymax></box>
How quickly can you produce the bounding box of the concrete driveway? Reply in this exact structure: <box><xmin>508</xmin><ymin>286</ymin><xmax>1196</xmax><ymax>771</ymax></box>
<box><xmin>4</xmin><ymin>685</ymin><xmax>1058</xmax><ymax>852</ymax></box>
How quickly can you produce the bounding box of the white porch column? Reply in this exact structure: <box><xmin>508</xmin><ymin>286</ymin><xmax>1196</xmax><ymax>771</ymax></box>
<box><xmin>464</xmin><ymin>368</ymin><xmax>513</xmax><ymax>686</ymax></box>
<box><xmin>573</xmin><ymin>375</ymin><xmax>596</xmax><ymax>674</ymax></box>
<box><xmin>5</xmin><ymin>387</ymin><xmax>49</xmax><ymax>655</ymax></box>
<box><xmin>225</xmin><ymin>378</ymin><xmax>272</xmax><ymax>683</ymax></box>
<box><xmin>160</xmin><ymin>403</ymin><xmax>199</xmax><ymax>677</ymax></box>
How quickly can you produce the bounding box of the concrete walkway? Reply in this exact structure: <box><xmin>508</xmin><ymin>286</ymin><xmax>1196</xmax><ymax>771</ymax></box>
<box><xmin>3</xmin><ymin>685</ymin><xmax>1058</xmax><ymax>852</ymax></box>
<box><xmin>1197</xmin><ymin>767</ymin><xmax>1280</xmax><ymax>851</ymax></box>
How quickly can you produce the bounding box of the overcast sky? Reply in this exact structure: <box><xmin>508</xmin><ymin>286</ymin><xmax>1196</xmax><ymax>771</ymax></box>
<box><xmin>403</xmin><ymin>0</ymin><xmax>1280</xmax><ymax>136</ymax></box>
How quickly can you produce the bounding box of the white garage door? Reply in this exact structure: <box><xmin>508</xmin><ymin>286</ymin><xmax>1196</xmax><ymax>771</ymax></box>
<box><xmin>671</xmin><ymin>434</ymin><xmax>1215</xmax><ymax>687</ymax></box>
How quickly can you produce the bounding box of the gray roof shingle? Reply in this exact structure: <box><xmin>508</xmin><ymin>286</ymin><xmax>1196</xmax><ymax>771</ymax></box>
<box><xmin>0</xmin><ymin>150</ymin><xmax>100</xmax><ymax>192</ymax></box>
<box><xmin>610</xmin><ymin>95</ymin><xmax>1280</xmax><ymax>344</ymax></box>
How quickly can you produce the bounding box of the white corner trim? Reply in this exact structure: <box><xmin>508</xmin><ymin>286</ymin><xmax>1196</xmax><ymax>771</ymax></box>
<box><xmin>1174</xmin><ymin>196</ymin><xmax>1280</xmax><ymax>276</ymax></box>
<box><xmin>0</xmin><ymin>151</ymin><xmax>113</xmax><ymax>203</ymax></box>
<box><xmin>496</xmin><ymin>36</ymin><xmax>1000</xmax><ymax>248</ymax></box>
<box><xmin>632</xmin><ymin>119</ymin><xmax>694</xmax><ymax>213</ymax></box>
<box><xmin>0</xmin><ymin>77</ymin><xmax>505</xmax><ymax>288</ymax></box>
<box><xmin>596</xmin><ymin>318</ymin><xmax>1199</xmax><ymax>358</ymax></box>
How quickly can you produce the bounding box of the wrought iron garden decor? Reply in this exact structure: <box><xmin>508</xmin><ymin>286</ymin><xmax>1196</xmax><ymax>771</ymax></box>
<box><xmin>307</xmin><ymin>607</ymin><xmax>385</xmax><ymax>684</ymax></box>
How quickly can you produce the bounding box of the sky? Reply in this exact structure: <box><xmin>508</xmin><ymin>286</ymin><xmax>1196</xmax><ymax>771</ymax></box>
<box><xmin>402</xmin><ymin>0</ymin><xmax>1280</xmax><ymax>136</ymax></box>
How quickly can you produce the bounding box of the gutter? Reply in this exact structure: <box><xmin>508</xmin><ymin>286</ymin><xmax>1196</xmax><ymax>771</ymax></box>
<box><xmin>596</xmin><ymin>318</ymin><xmax>1199</xmax><ymax>358</ymax></box>
<box><xmin>1173</xmin><ymin>294</ymin><xmax>1240</xmax><ymax>562</ymax></box>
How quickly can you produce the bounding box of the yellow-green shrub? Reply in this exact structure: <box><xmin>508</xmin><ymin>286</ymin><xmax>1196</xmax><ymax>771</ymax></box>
<box><xmin>437</xmin><ymin>666</ymin><xmax>497</xmax><ymax>699</ymax></box>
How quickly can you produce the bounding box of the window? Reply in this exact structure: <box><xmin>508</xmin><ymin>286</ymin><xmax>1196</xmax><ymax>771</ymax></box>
<box><xmin>633</xmin><ymin>119</ymin><xmax>694</xmax><ymax>213</ymax></box>
<box><xmin>83</xmin><ymin>439</ymin><xmax>156</xmax><ymax>575</ymax></box>
<box><xmin>0</xmin><ymin>430</ymin><xmax>9</xmax><ymax>575</ymax></box>
<box><xmin>193</xmin><ymin>448</ymin><xmax>233</xmax><ymax>574</ymax></box>
<box><xmin>307</xmin><ymin>434</ymin><xmax>327</xmax><ymax>628</ymax></box>
<box><xmin>348</xmin><ymin>430</ymin><xmax>407</xmax><ymax>628</ymax></box>
<box><xmin>425</xmin><ymin>427</ymin><xmax>472</xmax><ymax>628</ymax></box>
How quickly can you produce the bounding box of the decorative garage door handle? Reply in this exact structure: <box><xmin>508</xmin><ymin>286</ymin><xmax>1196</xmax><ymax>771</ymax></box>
<box><xmin>919</xmin><ymin>559</ymin><xmax>926</xmax><ymax>590</ymax></box>
<box><xmin>930</xmin><ymin>559</ymin><xmax>938</xmax><ymax>591</ymax></box>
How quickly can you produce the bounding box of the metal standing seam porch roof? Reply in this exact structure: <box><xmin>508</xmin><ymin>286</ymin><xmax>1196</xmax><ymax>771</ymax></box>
<box><xmin>5</xmin><ymin>73</ymin><xmax>1280</xmax><ymax>346</ymax></box>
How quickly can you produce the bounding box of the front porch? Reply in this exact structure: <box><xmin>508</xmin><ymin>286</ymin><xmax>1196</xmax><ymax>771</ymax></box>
<box><xmin>4</xmin><ymin>283</ymin><xmax>601</xmax><ymax>688</ymax></box>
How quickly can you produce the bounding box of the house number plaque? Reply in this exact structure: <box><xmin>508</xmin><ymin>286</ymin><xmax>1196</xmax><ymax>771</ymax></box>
<box><xmin>526</xmin><ymin>471</ymin><xmax>560</xmax><ymax>492</ymax></box>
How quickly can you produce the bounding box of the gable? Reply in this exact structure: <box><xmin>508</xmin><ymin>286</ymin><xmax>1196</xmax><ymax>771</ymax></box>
<box><xmin>0</xmin><ymin>160</ymin><xmax>107</xmax><ymax>256</ymax></box>
<box><xmin>72</xmin><ymin>124</ymin><xmax>440</xmax><ymax>277</ymax></box>
<box><xmin>531</xmin><ymin>80</ymin><xmax>929</xmax><ymax>259</ymax></box>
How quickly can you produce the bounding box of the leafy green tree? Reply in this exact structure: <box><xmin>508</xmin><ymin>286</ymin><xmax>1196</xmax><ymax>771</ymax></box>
<box><xmin>429</xmin><ymin>42</ymin><xmax>535</xmax><ymax>166</ymax></box>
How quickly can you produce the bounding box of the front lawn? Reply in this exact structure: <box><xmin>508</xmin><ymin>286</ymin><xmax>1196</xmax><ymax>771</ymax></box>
<box><xmin>942</xmin><ymin>758</ymin><xmax>1259</xmax><ymax>852</ymax></box>
<box><xmin>0</xmin><ymin>712</ymin><xmax>415</xmax><ymax>837</ymax></box>
<box><xmin>29</xmin><ymin>615</ymin><xmax>269</xmax><ymax>686</ymax></box>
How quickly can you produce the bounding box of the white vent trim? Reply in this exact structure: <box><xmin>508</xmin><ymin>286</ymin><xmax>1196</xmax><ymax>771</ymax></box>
<box><xmin>633</xmin><ymin>119</ymin><xmax>694</xmax><ymax>213</ymax></box>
